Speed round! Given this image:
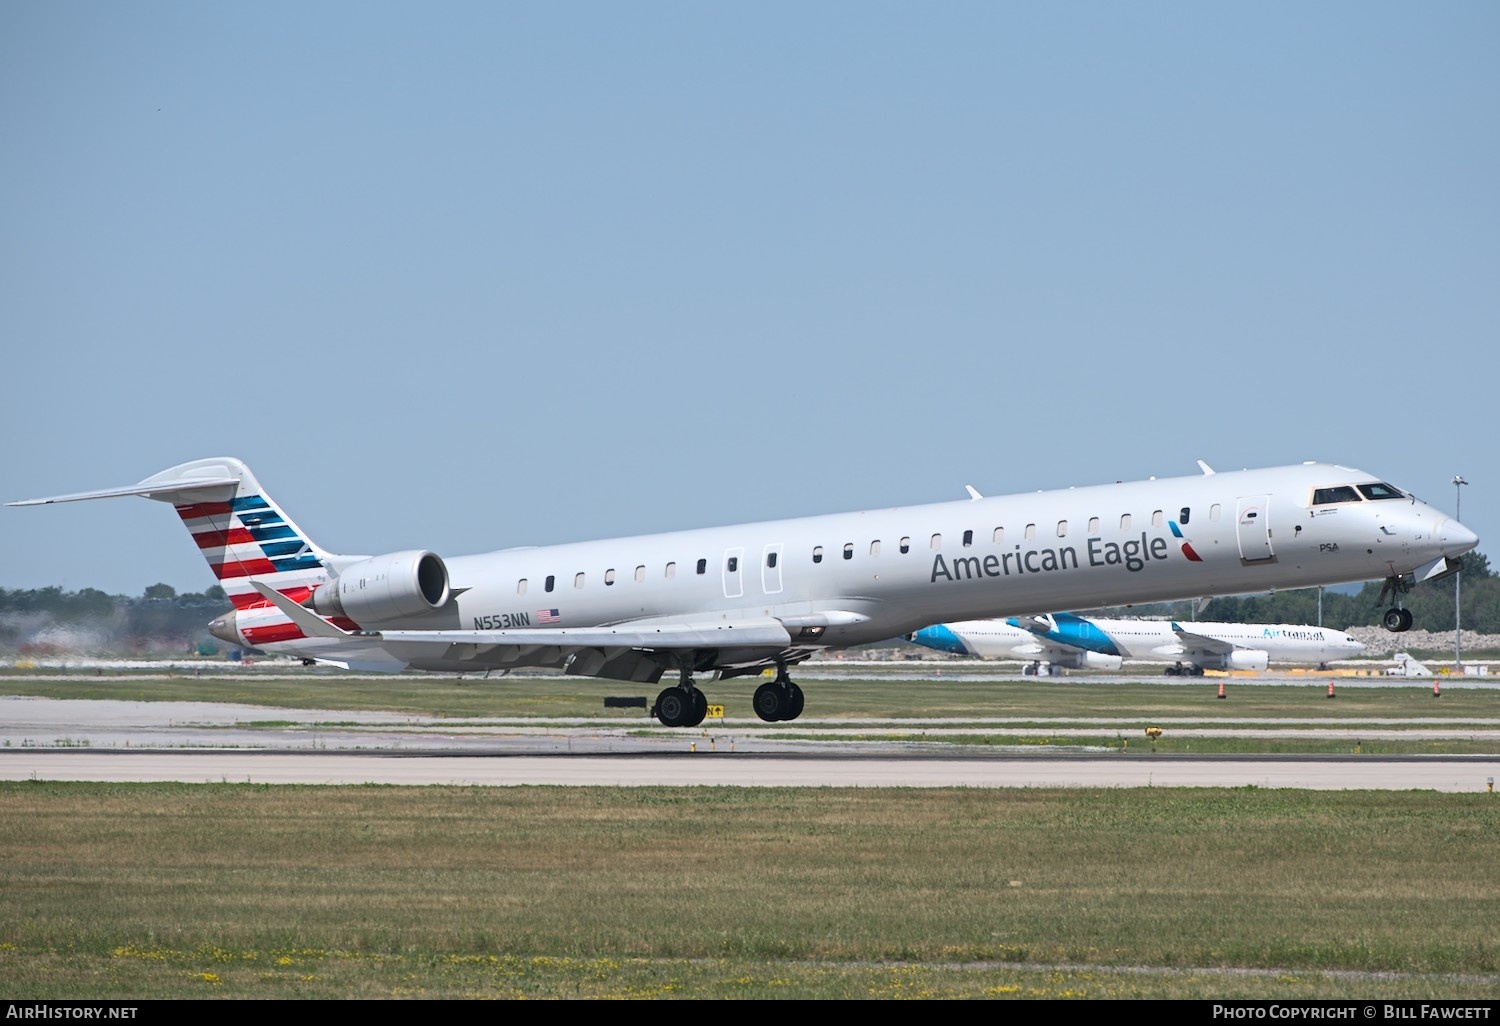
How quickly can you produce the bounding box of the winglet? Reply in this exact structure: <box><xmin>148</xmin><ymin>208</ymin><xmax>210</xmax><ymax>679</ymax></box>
<box><xmin>965</xmin><ymin>485</ymin><xmax>983</xmax><ymax>501</ymax></box>
<box><xmin>1197</xmin><ymin>460</ymin><xmax>1215</xmax><ymax>476</ymax></box>
<box><xmin>250</xmin><ymin>581</ymin><xmax>359</xmax><ymax>639</ymax></box>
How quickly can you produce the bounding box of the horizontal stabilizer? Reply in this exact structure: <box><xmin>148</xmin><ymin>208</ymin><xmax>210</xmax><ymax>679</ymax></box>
<box><xmin>7</xmin><ymin>476</ymin><xmax>240</xmax><ymax>507</ymax></box>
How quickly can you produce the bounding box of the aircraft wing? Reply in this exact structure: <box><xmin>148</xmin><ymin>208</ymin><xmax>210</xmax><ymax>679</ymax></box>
<box><xmin>249</xmin><ymin>581</ymin><xmax>794</xmax><ymax>676</ymax></box>
<box><xmin>378</xmin><ymin>621</ymin><xmax>794</xmax><ymax>651</ymax></box>
<box><xmin>1169</xmin><ymin>623</ymin><xmax>1240</xmax><ymax>657</ymax></box>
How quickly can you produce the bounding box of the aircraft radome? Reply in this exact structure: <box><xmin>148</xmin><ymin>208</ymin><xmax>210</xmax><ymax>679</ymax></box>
<box><xmin>10</xmin><ymin>458</ymin><xmax>1476</xmax><ymax>726</ymax></box>
<box><xmin>908</xmin><ymin>613</ymin><xmax>1366</xmax><ymax>675</ymax></box>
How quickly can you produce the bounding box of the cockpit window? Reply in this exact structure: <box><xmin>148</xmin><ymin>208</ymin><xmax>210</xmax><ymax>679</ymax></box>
<box><xmin>1357</xmin><ymin>482</ymin><xmax>1405</xmax><ymax>500</ymax></box>
<box><xmin>1312</xmin><ymin>486</ymin><xmax>1361</xmax><ymax>505</ymax></box>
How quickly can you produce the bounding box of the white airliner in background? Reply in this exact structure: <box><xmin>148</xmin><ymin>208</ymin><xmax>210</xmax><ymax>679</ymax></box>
<box><xmin>906</xmin><ymin>619</ymin><xmax>1130</xmax><ymax>673</ymax></box>
<box><xmin>908</xmin><ymin>613</ymin><xmax>1365</xmax><ymax>675</ymax></box>
<box><xmin>10</xmin><ymin>457</ymin><xmax>1476</xmax><ymax>726</ymax></box>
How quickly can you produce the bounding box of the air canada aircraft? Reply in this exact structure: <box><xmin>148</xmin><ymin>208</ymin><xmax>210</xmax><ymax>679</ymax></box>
<box><xmin>907</xmin><ymin>613</ymin><xmax>1365</xmax><ymax>675</ymax></box>
<box><xmin>9</xmin><ymin>457</ymin><xmax>1477</xmax><ymax>726</ymax></box>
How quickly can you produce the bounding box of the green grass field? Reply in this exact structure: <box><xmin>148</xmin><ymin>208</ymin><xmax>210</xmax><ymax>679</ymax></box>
<box><xmin>1</xmin><ymin>669</ymin><xmax>1498</xmax><ymax>999</ymax></box>
<box><xmin>1</xmin><ymin>783</ymin><xmax>1497</xmax><ymax>999</ymax></box>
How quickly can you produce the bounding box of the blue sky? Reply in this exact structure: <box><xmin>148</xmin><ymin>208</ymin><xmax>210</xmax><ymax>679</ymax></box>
<box><xmin>3</xmin><ymin>2</ymin><xmax>1496</xmax><ymax>598</ymax></box>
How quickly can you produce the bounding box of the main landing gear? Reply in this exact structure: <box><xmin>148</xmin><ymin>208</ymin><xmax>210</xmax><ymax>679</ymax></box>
<box><xmin>651</xmin><ymin>660</ymin><xmax>807</xmax><ymax>727</ymax></box>
<box><xmin>651</xmin><ymin>664</ymin><xmax>708</xmax><ymax>728</ymax></box>
<box><xmin>753</xmin><ymin>663</ymin><xmax>805</xmax><ymax>723</ymax></box>
<box><xmin>1375</xmin><ymin>571</ymin><xmax>1416</xmax><ymax>633</ymax></box>
<box><xmin>1164</xmin><ymin>663</ymin><xmax>1205</xmax><ymax>677</ymax></box>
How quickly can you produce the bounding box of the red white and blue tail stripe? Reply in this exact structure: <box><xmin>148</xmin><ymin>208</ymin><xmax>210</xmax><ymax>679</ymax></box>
<box><xmin>8</xmin><ymin>457</ymin><xmax>338</xmax><ymax>648</ymax></box>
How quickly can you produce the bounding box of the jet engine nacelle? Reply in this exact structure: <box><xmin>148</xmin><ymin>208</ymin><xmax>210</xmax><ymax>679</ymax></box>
<box><xmin>1077</xmin><ymin>650</ymin><xmax>1125</xmax><ymax>671</ymax></box>
<box><xmin>1040</xmin><ymin>649</ymin><xmax>1126</xmax><ymax>671</ymax></box>
<box><xmin>311</xmin><ymin>550</ymin><xmax>451</xmax><ymax>623</ymax></box>
<box><xmin>1200</xmin><ymin>649</ymin><xmax>1270</xmax><ymax>672</ymax></box>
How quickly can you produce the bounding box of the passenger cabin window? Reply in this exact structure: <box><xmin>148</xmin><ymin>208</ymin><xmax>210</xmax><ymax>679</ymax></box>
<box><xmin>842</xmin><ymin>543</ymin><xmax>853</xmax><ymax>560</ymax></box>
<box><xmin>665</xmin><ymin>562</ymin><xmax>676</xmax><ymax>579</ymax></box>
<box><xmin>992</xmin><ymin>527</ymin><xmax>1004</xmax><ymax>544</ymax></box>
<box><xmin>545</xmin><ymin>575</ymin><xmax>555</xmax><ymax>593</ymax></box>
<box><xmin>1210</xmin><ymin>504</ymin><xmax>1221</xmax><ymax>522</ymax></box>
<box><xmin>869</xmin><ymin>540</ymin><xmax>880</xmax><ymax>556</ymax></box>
<box><xmin>605</xmin><ymin>569</ymin><xmax>615</xmax><ymax>586</ymax></box>
<box><xmin>1313</xmin><ymin>486</ymin><xmax>1361</xmax><ymax>505</ymax></box>
<box><xmin>1179</xmin><ymin>507</ymin><xmax>1190</xmax><ymax>525</ymax></box>
<box><xmin>1120</xmin><ymin>514</ymin><xmax>1132</xmax><ymax>531</ymax></box>
<box><xmin>1358</xmin><ymin>483</ymin><xmax>1405</xmax><ymax>500</ymax></box>
<box><xmin>574</xmin><ymin>572</ymin><xmax>585</xmax><ymax>589</ymax></box>
<box><xmin>900</xmin><ymin>536</ymin><xmax>911</xmax><ymax>553</ymax></box>
<box><xmin>962</xmin><ymin>530</ymin><xmax>973</xmax><ymax>547</ymax></box>
<box><xmin>1087</xmin><ymin>517</ymin><xmax>1100</xmax><ymax>535</ymax></box>
<box><xmin>727</xmin><ymin>556</ymin><xmax>738</xmax><ymax>572</ymax></box>
<box><xmin>930</xmin><ymin>533</ymin><xmax>941</xmax><ymax>550</ymax></box>
<box><xmin>1056</xmin><ymin>520</ymin><xmax>1067</xmax><ymax>537</ymax></box>
<box><xmin>813</xmin><ymin>545</ymin><xmax>823</xmax><ymax>564</ymax></box>
<box><xmin>1152</xmin><ymin>510</ymin><xmax>1164</xmax><ymax>528</ymax></box>
<box><xmin>635</xmin><ymin>565</ymin><xmax>645</xmax><ymax>583</ymax></box>
<box><xmin>1024</xmin><ymin>523</ymin><xmax>1036</xmax><ymax>540</ymax></box>
<box><xmin>517</xmin><ymin>578</ymin><xmax>528</xmax><ymax>595</ymax></box>
<box><xmin>696</xmin><ymin>558</ymin><xmax>707</xmax><ymax>575</ymax></box>
<box><xmin>767</xmin><ymin>551</ymin><xmax>778</xmax><ymax>568</ymax></box>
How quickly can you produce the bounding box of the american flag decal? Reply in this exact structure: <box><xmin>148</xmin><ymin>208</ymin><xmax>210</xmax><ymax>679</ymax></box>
<box><xmin>536</xmin><ymin>608</ymin><xmax>560</xmax><ymax>624</ymax></box>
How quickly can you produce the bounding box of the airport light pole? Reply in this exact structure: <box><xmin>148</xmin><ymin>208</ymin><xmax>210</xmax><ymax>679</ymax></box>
<box><xmin>1454</xmin><ymin>475</ymin><xmax>1468</xmax><ymax>671</ymax></box>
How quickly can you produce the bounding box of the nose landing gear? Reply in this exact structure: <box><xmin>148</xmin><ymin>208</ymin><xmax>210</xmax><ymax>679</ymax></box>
<box><xmin>1375</xmin><ymin>571</ymin><xmax>1416</xmax><ymax>633</ymax></box>
<box><xmin>1382</xmin><ymin>607</ymin><xmax>1414</xmax><ymax>632</ymax></box>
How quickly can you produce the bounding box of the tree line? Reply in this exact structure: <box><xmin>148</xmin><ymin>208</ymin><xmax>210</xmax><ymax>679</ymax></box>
<box><xmin>1097</xmin><ymin>551</ymin><xmax>1497</xmax><ymax>631</ymax></box>
<box><xmin>0</xmin><ymin>583</ymin><xmax>231</xmax><ymax>655</ymax></box>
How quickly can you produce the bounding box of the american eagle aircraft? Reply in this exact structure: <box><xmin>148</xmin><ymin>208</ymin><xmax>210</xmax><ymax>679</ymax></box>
<box><xmin>9</xmin><ymin>457</ymin><xmax>1476</xmax><ymax>727</ymax></box>
<box><xmin>907</xmin><ymin>614</ymin><xmax>1365</xmax><ymax>675</ymax></box>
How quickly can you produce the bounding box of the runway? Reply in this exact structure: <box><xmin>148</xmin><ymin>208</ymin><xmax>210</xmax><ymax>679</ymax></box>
<box><xmin>1</xmin><ymin>694</ymin><xmax>1497</xmax><ymax>791</ymax></box>
<box><xmin>3</xmin><ymin>747</ymin><xmax>1498</xmax><ymax>790</ymax></box>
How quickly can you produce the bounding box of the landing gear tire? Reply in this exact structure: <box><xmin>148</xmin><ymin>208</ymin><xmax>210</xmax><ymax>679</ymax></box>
<box><xmin>753</xmin><ymin>682</ymin><xmax>784</xmax><ymax>722</ymax></box>
<box><xmin>654</xmin><ymin>686</ymin><xmax>690</xmax><ymax>727</ymax></box>
<box><xmin>784</xmin><ymin>683</ymin><xmax>804</xmax><ymax>721</ymax></box>
<box><xmin>1383</xmin><ymin>608</ymin><xmax>1413</xmax><ymax>632</ymax></box>
<box><xmin>684</xmin><ymin>688</ymin><xmax>708</xmax><ymax>728</ymax></box>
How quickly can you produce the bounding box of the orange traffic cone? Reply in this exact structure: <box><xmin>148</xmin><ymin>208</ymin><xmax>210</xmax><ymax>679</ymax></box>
<box><xmin>1216</xmin><ymin>681</ymin><xmax>1226</xmax><ymax>700</ymax></box>
<box><xmin>1433</xmin><ymin>680</ymin><xmax>1441</xmax><ymax>698</ymax></box>
<box><xmin>1327</xmin><ymin>680</ymin><xmax>1336</xmax><ymax>699</ymax></box>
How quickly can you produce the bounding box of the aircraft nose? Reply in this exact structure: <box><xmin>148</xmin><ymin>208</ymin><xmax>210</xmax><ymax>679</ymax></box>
<box><xmin>1439</xmin><ymin>517</ymin><xmax>1480</xmax><ymax>558</ymax></box>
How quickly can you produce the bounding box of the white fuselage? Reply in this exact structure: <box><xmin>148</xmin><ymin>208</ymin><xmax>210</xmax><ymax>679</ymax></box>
<box><xmin>1083</xmin><ymin>619</ymin><xmax>1364</xmax><ymax>664</ymax></box>
<box><xmin>914</xmin><ymin>616</ymin><xmax>1365</xmax><ymax>670</ymax></box>
<box><xmin>294</xmin><ymin>460</ymin><xmax>1468</xmax><ymax>670</ymax></box>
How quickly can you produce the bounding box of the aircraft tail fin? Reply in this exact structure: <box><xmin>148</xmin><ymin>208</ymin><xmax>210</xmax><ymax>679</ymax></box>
<box><xmin>9</xmin><ymin>457</ymin><xmax>332</xmax><ymax>613</ymax></box>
